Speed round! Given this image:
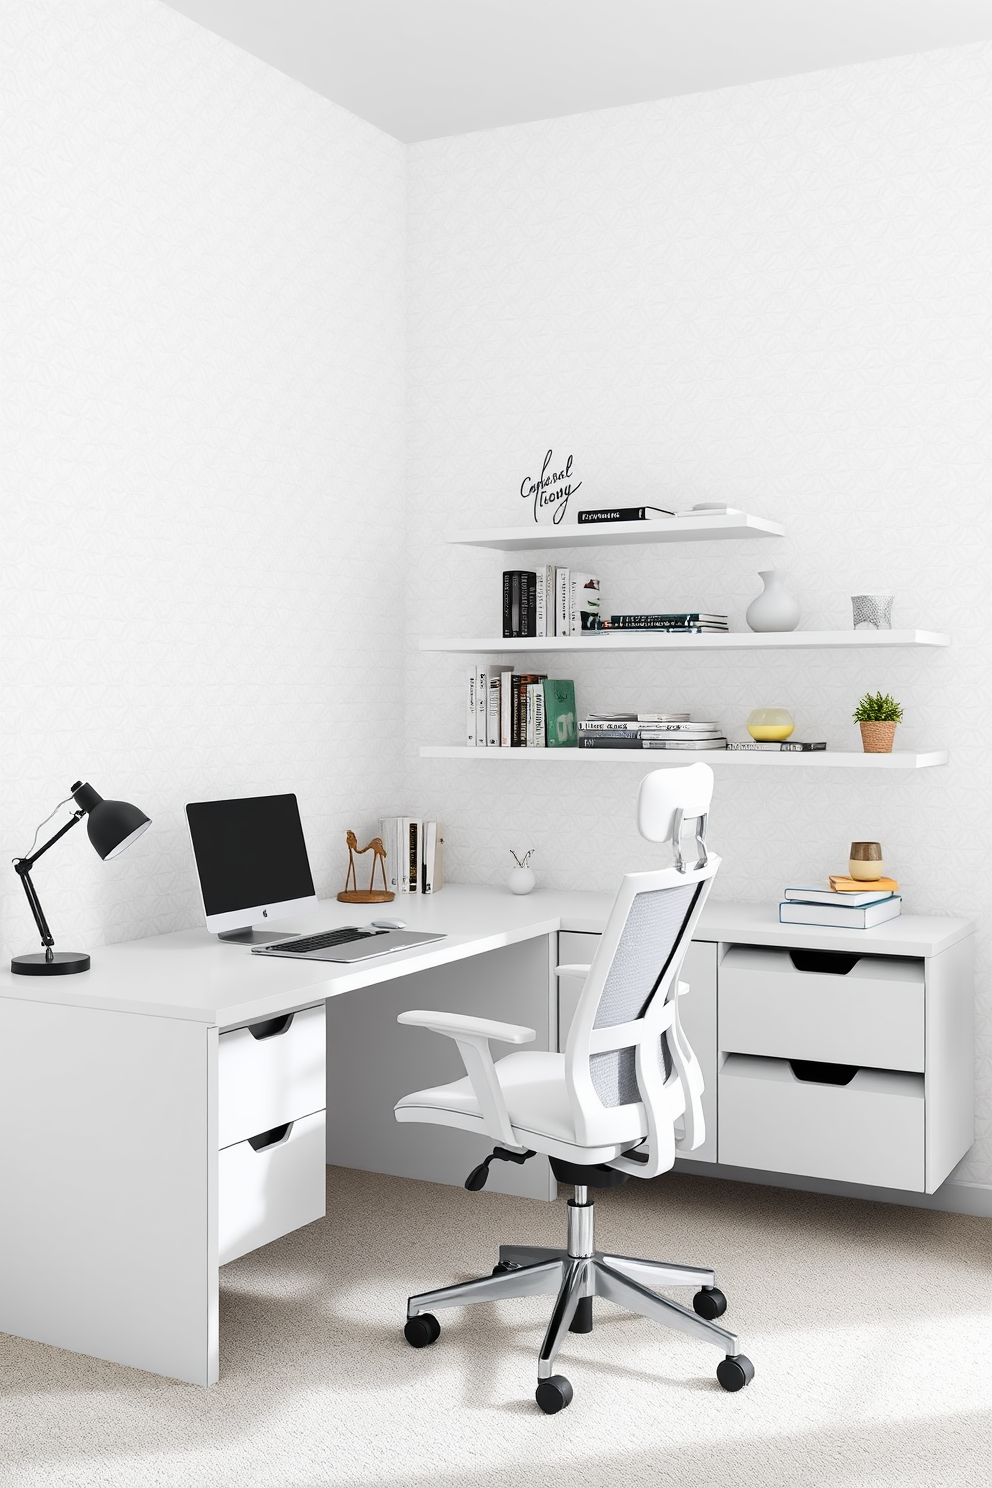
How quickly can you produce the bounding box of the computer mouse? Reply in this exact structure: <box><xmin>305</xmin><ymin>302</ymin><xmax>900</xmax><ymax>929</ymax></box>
<box><xmin>370</xmin><ymin>918</ymin><xmax>407</xmax><ymax>930</ymax></box>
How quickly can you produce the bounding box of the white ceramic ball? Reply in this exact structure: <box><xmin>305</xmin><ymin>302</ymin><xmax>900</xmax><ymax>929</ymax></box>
<box><xmin>507</xmin><ymin>867</ymin><xmax>536</xmax><ymax>895</ymax></box>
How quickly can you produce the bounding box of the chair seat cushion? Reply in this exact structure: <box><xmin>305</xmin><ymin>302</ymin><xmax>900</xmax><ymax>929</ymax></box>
<box><xmin>397</xmin><ymin>1051</ymin><xmax>580</xmax><ymax>1143</ymax></box>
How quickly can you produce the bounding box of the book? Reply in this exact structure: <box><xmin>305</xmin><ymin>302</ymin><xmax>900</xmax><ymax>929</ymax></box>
<box><xmin>726</xmin><ymin>741</ymin><xmax>826</xmax><ymax>751</ymax></box>
<box><xmin>535</xmin><ymin>563</ymin><xmax>555</xmax><ymax>637</ymax></box>
<box><xmin>476</xmin><ymin>665</ymin><xmax>488</xmax><ymax>747</ymax></box>
<box><xmin>578</xmin><ymin>736</ymin><xmax>727</xmax><ymax>750</ymax></box>
<box><xmin>608</xmin><ymin>613</ymin><xmax>728</xmax><ymax>628</ymax></box>
<box><xmin>407</xmin><ymin>819</ymin><xmax>421</xmax><ymax>893</ymax></box>
<box><xmin>512</xmin><ymin>674</ymin><xmax>546</xmax><ymax>746</ymax></box>
<box><xmin>555</xmin><ymin>567</ymin><xmax>569</xmax><ymax>637</ymax></box>
<box><xmin>543</xmin><ymin>679</ymin><xmax>577</xmax><ymax>747</ymax></box>
<box><xmin>828</xmin><ymin>875</ymin><xmax>900</xmax><ymax>893</ymax></box>
<box><xmin>379</xmin><ymin>817</ymin><xmax>401</xmax><ymax>893</ymax></box>
<box><xmin>521</xmin><ymin>571</ymin><xmax>537</xmax><ymax>637</ymax></box>
<box><xmin>779</xmin><ymin>896</ymin><xmax>901</xmax><ymax>929</ymax></box>
<box><xmin>499</xmin><ymin>669</ymin><xmax>513</xmax><ymax>747</ymax></box>
<box><xmin>576</xmin><ymin>505</ymin><xmax>675</xmax><ymax>523</ymax></box>
<box><xmin>569</xmin><ymin>573</ymin><xmax>601</xmax><ymax>634</ymax></box>
<box><xmin>466</xmin><ymin>669</ymin><xmax>477</xmax><ymax>747</ymax></box>
<box><xmin>585</xmin><ymin>712</ymin><xmax>691</xmax><ymax>723</ymax></box>
<box><xmin>602</xmin><ymin>623</ymin><xmax>729</xmax><ymax>634</ymax></box>
<box><xmin>783</xmin><ymin>884</ymin><xmax>897</xmax><ymax>908</ymax></box>
<box><xmin>486</xmin><ymin>674</ymin><xmax>501</xmax><ymax>747</ymax></box>
<box><xmin>421</xmin><ymin>821</ymin><xmax>444</xmax><ymax>894</ymax></box>
<box><xmin>578</xmin><ymin>719</ymin><xmax>719</xmax><ymax>733</ymax></box>
<box><xmin>502</xmin><ymin>570</ymin><xmax>538</xmax><ymax>638</ymax></box>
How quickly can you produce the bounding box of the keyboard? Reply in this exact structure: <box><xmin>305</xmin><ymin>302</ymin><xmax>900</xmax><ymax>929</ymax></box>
<box><xmin>266</xmin><ymin>927</ymin><xmax>384</xmax><ymax>955</ymax></box>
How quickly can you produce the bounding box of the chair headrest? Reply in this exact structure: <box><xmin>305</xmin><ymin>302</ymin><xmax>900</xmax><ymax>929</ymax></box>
<box><xmin>636</xmin><ymin>764</ymin><xmax>715</xmax><ymax>843</ymax></box>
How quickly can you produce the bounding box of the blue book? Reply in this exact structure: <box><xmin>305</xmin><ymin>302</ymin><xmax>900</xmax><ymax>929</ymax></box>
<box><xmin>779</xmin><ymin>897</ymin><xmax>901</xmax><ymax>929</ymax></box>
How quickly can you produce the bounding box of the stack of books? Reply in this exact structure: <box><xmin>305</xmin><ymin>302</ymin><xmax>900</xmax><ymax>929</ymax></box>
<box><xmin>602</xmin><ymin>612</ymin><xmax>728</xmax><ymax>634</ymax></box>
<box><xmin>378</xmin><ymin>818</ymin><xmax>444</xmax><ymax>895</ymax></box>
<box><xmin>779</xmin><ymin>882</ymin><xmax>902</xmax><ymax>929</ymax></box>
<box><xmin>467</xmin><ymin>668</ymin><xmax>576</xmax><ymax>747</ymax></box>
<box><xmin>502</xmin><ymin>569</ymin><xmax>600</xmax><ymax>637</ymax></box>
<box><xmin>577</xmin><ymin>713</ymin><xmax>727</xmax><ymax>750</ymax></box>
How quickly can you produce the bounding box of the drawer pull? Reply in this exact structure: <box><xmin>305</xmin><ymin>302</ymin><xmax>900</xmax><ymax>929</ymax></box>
<box><xmin>248</xmin><ymin>1122</ymin><xmax>293</xmax><ymax>1152</ymax></box>
<box><xmin>789</xmin><ymin>1060</ymin><xmax>858</xmax><ymax>1086</ymax></box>
<box><xmin>249</xmin><ymin>1013</ymin><xmax>295</xmax><ymax>1040</ymax></box>
<box><xmin>788</xmin><ymin>950</ymin><xmax>860</xmax><ymax>976</ymax></box>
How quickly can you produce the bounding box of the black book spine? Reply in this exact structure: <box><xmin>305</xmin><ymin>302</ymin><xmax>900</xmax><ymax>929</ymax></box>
<box><xmin>577</xmin><ymin>506</ymin><xmax>646</xmax><ymax>524</ymax></box>
<box><xmin>511</xmin><ymin>675</ymin><xmax>522</xmax><ymax>746</ymax></box>
<box><xmin>502</xmin><ymin>571</ymin><xmax>513</xmax><ymax>638</ymax></box>
<box><xmin>511</xmin><ymin>572</ymin><xmax>523</xmax><ymax>636</ymax></box>
<box><xmin>523</xmin><ymin>572</ymin><xmax>537</xmax><ymax>637</ymax></box>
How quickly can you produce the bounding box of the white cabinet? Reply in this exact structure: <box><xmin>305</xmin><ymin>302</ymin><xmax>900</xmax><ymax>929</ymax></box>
<box><xmin>218</xmin><ymin>1110</ymin><xmax>326</xmax><ymax>1265</ymax></box>
<box><xmin>217</xmin><ymin>1003</ymin><xmax>327</xmax><ymax>1261</ymax></box>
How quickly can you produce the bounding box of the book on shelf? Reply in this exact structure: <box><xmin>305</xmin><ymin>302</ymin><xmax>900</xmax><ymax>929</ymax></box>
<box><xmin>502</xmin><ymin>570</ymin><xmax>539</xmax><ymax>638</ymax></box>
<box><xmin>779</xmin><ymin>896</ymin><xmax>901</xmax><ymax>929</ymax></box>
<box><xmin>499</xmin><ymin>668</ymin><xmax>513</xmax><ymax>747</ymax></box>
<box><xmin>578</xmin><ymin>719</ymin><xmax>719</xmax><ymax>734</ymax></box>
<box><xmin>783</xmin><ymin>884</ymin><xmax>896</xmax><ymax>908</ymax></box>
<box><xmin>576</xmin><ymin>505</ymin><xmax>676</xmax><ymax>523</ymax></box>
<box><xmin>380</xmin><ymin>817</ymin><xmax>444</xmax><ymax>895</ymax></box>
<box><xmin>465</xmin><ymin>668</ymin><xmax>477</xmax><ymax>747</ymax></box>
<box><xmin>570</xmin><ymin>572</ymin><xmax>601</xmax><ymax>634</ymax></box>
<box><xmin>607</xmin><ymin>613</ymin><xmax>728</xmax><ymax>630</ymax></box>
<box><xmin>555</xmin><ymin>567</ymin><xmax>570</xmax><ymax>636</ymax></box>
<box><xmin>578</xmin><ymin>736</ymin><xmax>727</xmax><ymax>750</ymax></box>
<box><xmin>513</xmin><ymin>673</ymin><xmax>547</xmax><ymax>746</ymax></box>
<box><xmin>487</xmin><ymin>673</ymin><xmax>501</xmax><ymax>746</ymax></box>
<box><xmin>586</xmin><ymin>712</ymin><xmax>691</xmax><ymax>723</ymax></box>
<box><xmin>526</xmin><ymin>681</ymin><xmax>547</xmax><ymax>747</ymax></box>
<box><xmin>726</xmin><ymin>741</ymin><xmax>827</xmax><ymax>751</ymax></box>
<box><xmin>476</xmin><ymin>664</ymin><xmax>488</xmax><ymax>747</ymax></box>
<box><xmin>543</xmin><ymin>678</ymin><xmax>577</xmax><ymax>747</ymax></box>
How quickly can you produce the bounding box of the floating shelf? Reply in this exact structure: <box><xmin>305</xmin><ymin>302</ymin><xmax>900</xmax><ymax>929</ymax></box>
<box><xmin>447</xmin><ymin>513</ymin><xmax>785</xmax><ymax>550</ymax></box>
<box><xmin>420</xmin><ymin>629</ymin><xmax>950</xmax><ymax>654</ymax></box>
<box><xmin>419</xmin><ymin>747</ymin><xmax>950</xmax><ymax>770</ymax></box>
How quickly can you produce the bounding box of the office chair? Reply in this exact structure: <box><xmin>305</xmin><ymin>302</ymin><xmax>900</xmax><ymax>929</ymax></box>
<box><xmin>394</xmin><ymin>763</ymin><xmax>754</xmax><ymax>1413</ymax></box>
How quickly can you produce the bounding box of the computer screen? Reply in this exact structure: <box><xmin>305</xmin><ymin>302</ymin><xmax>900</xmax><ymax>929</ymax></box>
<box><xmin>185</xmin><ymin>794</ymin><xmax>318</xmax><ymax>938</ymax></box>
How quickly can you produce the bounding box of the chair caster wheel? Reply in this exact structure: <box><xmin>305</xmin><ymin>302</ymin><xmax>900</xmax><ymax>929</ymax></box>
<box><xmin>535</xmin><ymin>1375</ymin><xmax>573</xmax><ymax>1414</ymax></box>
<box><xmin>404</xmin><ymin>1313</ymin><xmax>441</xmax><ymax>1348</ymax></box>
<box><xmin>717</xmin><ymin>1354</ymin><xmax>754</xmax><ymax>1392</ymax></box>
<box><xmin>693</xmin><ymin>1285</ymin><xmax>727</xmax><ymax>1320</ymax></box>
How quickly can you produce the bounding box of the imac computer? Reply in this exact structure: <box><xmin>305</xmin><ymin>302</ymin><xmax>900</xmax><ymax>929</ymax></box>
<box><xmin>185</xmin><ymin>793</ymin><xmax>319</xmax><ymax>944</ymax></box>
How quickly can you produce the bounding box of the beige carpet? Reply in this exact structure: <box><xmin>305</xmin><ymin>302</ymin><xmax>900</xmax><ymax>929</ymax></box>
<box><xmin>1</xmin><ymin>1167</ymin><xmax>989</xmax><ymax>1488</ymax></box>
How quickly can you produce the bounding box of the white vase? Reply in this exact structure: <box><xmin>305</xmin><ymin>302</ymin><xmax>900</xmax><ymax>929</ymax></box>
<box><xmin>745</xmin><ymin>570</ymin><xmax>801</xmax><ymax>633</ymax></box>
<box><xmin>507</xmin><ymin>867</ymin><xmax>536</xmax><ymax>895</ymax></box>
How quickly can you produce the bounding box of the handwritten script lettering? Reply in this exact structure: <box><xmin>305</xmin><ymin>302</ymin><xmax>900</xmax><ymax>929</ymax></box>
<box><xmin>520</xmin><ymin>449</ymin><xmax>582</xmax><ymax>524</ymax></box>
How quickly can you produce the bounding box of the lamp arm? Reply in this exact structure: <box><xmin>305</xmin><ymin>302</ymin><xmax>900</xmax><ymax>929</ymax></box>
<box><xmin>13</xmin><ymin>810</ymin><xmax>85</xmax><ymax>956</ymax></box>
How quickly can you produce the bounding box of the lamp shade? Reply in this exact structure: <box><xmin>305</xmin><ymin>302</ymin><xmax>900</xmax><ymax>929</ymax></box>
<box><xmin>71</xmin><ymin>781</ymin><xmax>151</xmax><ymax>860</ymax></box>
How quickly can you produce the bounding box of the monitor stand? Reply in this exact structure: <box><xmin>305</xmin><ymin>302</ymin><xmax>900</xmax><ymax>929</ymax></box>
<box><xmin>217</xmin><ymin>928</ymin><xmax>297</xmax><ymax>946</ymax></box>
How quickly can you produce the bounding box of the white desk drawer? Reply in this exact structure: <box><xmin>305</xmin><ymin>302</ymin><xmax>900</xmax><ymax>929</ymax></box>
<box><xmin>218</xmin><ymin>1109</ymin><xmax>326</xmax><ymax>1265</ymax></box>
<box><xmin>218</xmin><ymin>1003</ymin><xmax>326</xmax><ymax>1150</ymax></box>
<box><xmin>719</xmin><ymin>946</ymin><xmax>924</xmax><ymax>1072</ymax></box>
<box><xmin>719</xmin><ymin>1054</ymin><xmax>924</xmax><ymax>1191</ymax></box>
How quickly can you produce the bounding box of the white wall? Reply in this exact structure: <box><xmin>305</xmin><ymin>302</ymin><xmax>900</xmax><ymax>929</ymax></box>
<box><xmin>1</xmin><ymin>0</ymin><xmax>407</xmax><ymax>952</ymax></box>
<box><xmin>405</xmin><ymin>44</ymin><xmax>992</xmax><ymax>1186</ymax></box>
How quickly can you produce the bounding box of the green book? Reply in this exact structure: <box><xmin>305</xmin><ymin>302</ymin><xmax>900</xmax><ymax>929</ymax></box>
<box><xmin>543</xmin><ymin>679</ymin><xmax>577</xmax><ymax>748</ymax></box>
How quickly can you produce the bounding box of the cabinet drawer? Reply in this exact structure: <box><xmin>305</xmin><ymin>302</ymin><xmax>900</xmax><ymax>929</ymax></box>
<box><xmin>719</xmin><ymin>946</ymin><xmax>924</xmax><ymax>1072</ymax></box>
<box><xmin>719</xmin><ymin>1055</ymin><xmax>924</xmax><ymax>1191</ymax></box>
<box><xmin>218</xmin><ymin>1003</ymin><xmax>326</xmax><ymax>1150</ymax></box>
<box><xmin>218</xmin><ymin>1109</ymin><xmax>326</xmax><ymax>1265</ymax></box>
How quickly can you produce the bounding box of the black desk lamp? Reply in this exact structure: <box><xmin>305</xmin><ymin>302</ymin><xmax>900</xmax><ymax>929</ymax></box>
<box><xmin>11</xmin><ymin>781</ymin><xmax>151</xmax><ymax>976</ymax></box>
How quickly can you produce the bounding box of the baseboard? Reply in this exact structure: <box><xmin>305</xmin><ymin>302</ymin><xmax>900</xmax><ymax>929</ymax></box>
<box><xmin>673</xmin><ymin>1158</ymin><xmax>992</xmax><ymax>1217</ymax></box>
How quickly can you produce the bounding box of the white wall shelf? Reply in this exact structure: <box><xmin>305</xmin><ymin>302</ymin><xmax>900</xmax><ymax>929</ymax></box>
<box><xmin>420</xmin><ymin>629</ymin><xmax>950</xmax><ymax>654</ymax></box>
<box><xmin>420</xmin><ymin>747</ymin><xmax>949</xmax><ymax>769</ymax></box>
<box><xmin>447</xmin><ymin>513</ymin><xmax>784</xmax><ymax>550</ymax></box>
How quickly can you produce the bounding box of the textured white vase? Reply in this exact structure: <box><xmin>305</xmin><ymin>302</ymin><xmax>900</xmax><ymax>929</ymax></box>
<box><xmin>507</xmin><ymin>867</ymin><xmax>536</xmax><ymax>895</ymax></box>
<box><xmin>745</xmin><ymin>570</ymin><xmax>801</xmax><ymax>633</ymax></box>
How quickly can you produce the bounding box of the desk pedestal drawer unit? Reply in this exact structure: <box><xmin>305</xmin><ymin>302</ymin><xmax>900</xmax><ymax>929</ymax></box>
<box><xmin>217</xmin><ymin>1004</ymin><xmax>327</xmax><ymax>1265</ymax></box>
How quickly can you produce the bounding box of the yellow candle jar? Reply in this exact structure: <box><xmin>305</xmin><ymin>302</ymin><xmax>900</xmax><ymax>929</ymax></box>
<box><xmin>746</xmin><ymin>708</ymin><xmax>795</xmax><ymax>742</ymax></box>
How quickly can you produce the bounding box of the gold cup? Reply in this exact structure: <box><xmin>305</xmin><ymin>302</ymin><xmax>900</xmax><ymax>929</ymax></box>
<box><xmin>849</xmin><ymin>841</ymin><xmax>884</xmax><ymax>881</ymax></box>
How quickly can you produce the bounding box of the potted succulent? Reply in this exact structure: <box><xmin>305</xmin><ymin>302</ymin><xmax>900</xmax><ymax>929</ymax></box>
<box><xmin>852</xmin><ymin>691</ymin><xmax>903</xmax><ymax>753</ymax></box>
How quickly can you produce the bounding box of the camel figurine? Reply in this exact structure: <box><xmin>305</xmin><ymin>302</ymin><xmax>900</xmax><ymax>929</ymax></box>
<box><xmin>337</xmin><ymin>828</ymin><xmax>394</xmax><ymax>903</ymax></box>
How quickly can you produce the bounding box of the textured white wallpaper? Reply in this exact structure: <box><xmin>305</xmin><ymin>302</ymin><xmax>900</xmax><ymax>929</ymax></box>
<box><xmin>1</xmin><ymin>1</ymin><xmax>407</xmax><ymax>950</ymax></box>
<box><xmin>405</xmin><ymin>46</ymin><xmax>992</xmax><ymax>1186</ymax></box>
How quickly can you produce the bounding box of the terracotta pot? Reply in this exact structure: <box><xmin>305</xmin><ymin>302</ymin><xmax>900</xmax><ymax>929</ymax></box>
<box><xmin>859</xmin><ymin>720</ymin><xmax>897</xmax><ymax>753</ymax></box>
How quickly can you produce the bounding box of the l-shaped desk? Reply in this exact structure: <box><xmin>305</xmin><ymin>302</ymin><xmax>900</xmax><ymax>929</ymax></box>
<box><xmin>0</xmin><ymin>885</ymin><xmax>973</xmax><ymax>1385</ymax></box>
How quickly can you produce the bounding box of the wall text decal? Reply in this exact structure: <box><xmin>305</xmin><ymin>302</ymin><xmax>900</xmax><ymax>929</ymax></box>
<box><xmin>520</xmin><ymin>449</ymin><xmax>582</xmax><ymax>524</ymax></box>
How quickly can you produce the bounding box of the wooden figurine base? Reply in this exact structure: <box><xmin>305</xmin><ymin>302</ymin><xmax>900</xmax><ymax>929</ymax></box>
<box><xmin>336</xmin><ymin>890</ymin><xmax>395</xmax><ymax>903</ymax></box>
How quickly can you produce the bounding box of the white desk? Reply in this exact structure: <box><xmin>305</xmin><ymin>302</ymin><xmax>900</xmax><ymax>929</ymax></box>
<box><xmin>0</xmin><ymin>886</ymin><xmax>974</xmax><ymax>1386</ymax></box>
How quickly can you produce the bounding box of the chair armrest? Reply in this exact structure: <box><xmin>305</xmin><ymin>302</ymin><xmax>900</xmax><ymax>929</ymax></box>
<box><xmin>396</xmin><ymin>1009</ymin><xmax>535</xmax><ymax>1145</ymax></box>
<box><xmin>397</xmin><ymin>1010</ymin><xmax>535</xmax><ymax>1045</ymax></box>
<box><xmin>554</xmin><ymin>963</ymin><xmax>591</xmax><ymax>977</ymax></box>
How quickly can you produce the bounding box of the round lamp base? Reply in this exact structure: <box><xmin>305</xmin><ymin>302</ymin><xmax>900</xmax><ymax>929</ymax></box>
<box><xmin>11</xmin><ymin>951</ymin><xmax>91</xmax><ymax>976</ymax></box>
